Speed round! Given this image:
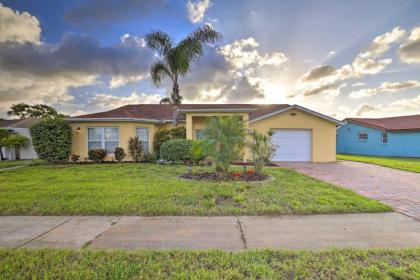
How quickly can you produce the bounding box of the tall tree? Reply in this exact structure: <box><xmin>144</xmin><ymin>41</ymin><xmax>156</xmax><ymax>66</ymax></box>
<box><xmin>7</xmin><ymin>103</ymin><xmax>66</xmax><ymax>119</ymax></box>
<box><xmin>145</xmin><ymin>25</ymin><xmax>222</xmax><ymax>124</ymax></box>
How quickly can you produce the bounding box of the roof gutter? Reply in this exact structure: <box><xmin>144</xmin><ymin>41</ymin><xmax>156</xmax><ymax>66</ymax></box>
<box><xmin>178</xmin><ymin>108</ymin><xmax>257</xmax><ymax>113</ymax></box>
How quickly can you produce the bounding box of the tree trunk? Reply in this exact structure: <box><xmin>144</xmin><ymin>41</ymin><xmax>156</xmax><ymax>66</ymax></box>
<box><xmin>172</xmin><ymin>82</ymin><xmax>180</xmax><ymax>126</ymax></box>
<box><xmin>0</xmin><ymin>147</ymin><xmax>4</xmax><ymax>161</ymax></box>
<box><xmin>15</xmin><ymin>146</ymin><xmax>20</xmax><ymax>160</ymax></box>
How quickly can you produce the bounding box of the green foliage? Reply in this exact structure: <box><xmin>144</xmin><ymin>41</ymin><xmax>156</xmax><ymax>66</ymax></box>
<box><xmin>337</xmin><ymin>154</ymin><xmax>420</xmax><ymax>173</ymax></box>
<box><xmin>153</xmin><ymin>126</ymin><xmax>186</xmax><ymax>158</ymax></box>
<box><xmin>160</xmin><ymin>139</ymin><xmax>192</xmax><ymax>162</ymax></box>
<box><xmin>249</xmin><ymin>129</ymin><xmax>276</xmax><ymax>174</ymax></box>
<box><xmin>201</xmin><ymin>116</ymin><xmax>246</xmax><ymax>177</ymax></box>
<box><xmin>143</xmin><ymin>152</ymin><xmax>157</xmax><ymax>163</ymax></box>
<box><xmin>191</xmin><ymin>140</ymin><xmax>207</xmax><ymax>164</ymax></box>
<box><xmin>169</xmin><ymin>126</ymin><xmax>186</xmax><ymax>139</ymax></box>
<box><xmin>30</xmin><ymin>118</ymin><xmax>72</xmax><ymax>163</ymax></box>
<box><xmin>0</xmin><ymin>129</ymin><xmax>10</xmax><ymax>160</ymax></box>
<box><xmin>7</xmin><ymin>103</ymin><xmax>66</xmax><ymax>119</ymax></box>
<box><xmin>70</xmin><ymin>154</ymin><xmax>80</xmax><ymax>162</ymax></box>
<box><xmin>114</xmin><ymin>147</ymin><xmax>126</xmax><ymax>162</ymax></box>
<box><xmin>88</xmin><ymin>149</ymin><xmax>106</xmax><ymax>163</ymax></box>
<box><xmin>146</xmin><ymin>26</ymin><xmax>222</xmax><ymax>124</ymax></box>
<box><xmin>128</xmin><ymin>136</ymin><xmax>143</xmax><ymax>162</ymax></box>
<box><xmin>0</xmin><ymin>134</ymin><xmax>28</xmax><ymax>148</ymax></box>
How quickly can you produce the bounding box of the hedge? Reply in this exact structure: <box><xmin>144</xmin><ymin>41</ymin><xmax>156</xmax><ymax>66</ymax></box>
<box><xmin>30</xmin><ymin>118</ymin><xmax>72</xmax><ymax>163</ymax></box>
<box><xmin>160</xmin><ymin>139</ymin><xmax>192</xmax><ymax>162</ymax></box>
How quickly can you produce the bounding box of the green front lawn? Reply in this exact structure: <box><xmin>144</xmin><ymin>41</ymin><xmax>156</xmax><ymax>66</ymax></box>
<box><xmin>0</xmin><ymin>159</ymin><xmax>44</xmax><ymax>170</ymax></box>
<box><xmin>1</xmin><ymin>248</ymin><xmax>419</xmax><ymax>279</ymax></box>
<box><xmin>337</xmin><ymin>154</ymin><xmax>420</xmax><ymax>173</ymax></box>
<box><xmin>0</xmin><ymin>163</ymin><xmax>390</xmax><ymax>215</ymax></box>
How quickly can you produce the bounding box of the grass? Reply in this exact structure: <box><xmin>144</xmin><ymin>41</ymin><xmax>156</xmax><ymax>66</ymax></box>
<box><xmin>337</xmin><ymin>154</ymin><xmax>420</xmax><ymax>173</ymax></box>
<box><xmin>0</xmin><ymin>159</ymin><xmax>44</xmax><ymax>170</ymax></box>
<box><xmin>0</xmin><ymin>248</ymin><xmax>419</xmax><ymax>279</ymax></box>
<box><xmin>0</xmin><ymin>163</ymin><xmax>390</xmax><ymax>215</ymax></box>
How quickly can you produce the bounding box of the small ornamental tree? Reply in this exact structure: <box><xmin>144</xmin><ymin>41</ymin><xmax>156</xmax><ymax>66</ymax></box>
<box><xmin>153</xmin><ymin>129</ymin><xmax>171</xmax><ymax>157</ymax></box>
<box><xmin>30</xmin><ymin>118</ymin><xmax>72</xmax><ymax>163</ymax></box>
<box><xmin>201</xmin><ymin>116</ymin><xmax>246</xmax><ymax>178</ymax></box>
<box><xmin>0</xmin><ymin>129</ymin><xmax>10</xmax><ymax>160</ymax></box>
<box><xmin>128</xmin><ymin>136</ymin><xmax>143</xmax><ymax>162</ymax></box>
<box><xmin>114</xmin><ymin>147</ymin><xmax>126</xmax><ymax>162</ymax></box>
<box><xmin>249</xmin><ymin>129</ymin><xmax>276</xmax><ymax>174</ymax></box>
<box><xmin>0</xmin><ymin>134</ymin><xmax>28</xmax><ymax>160</ymax></box>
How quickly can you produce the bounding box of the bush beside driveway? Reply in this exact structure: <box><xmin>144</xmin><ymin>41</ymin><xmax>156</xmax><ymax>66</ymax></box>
<box><xmin>0</xmin><ymin>163</ymin><xmax>390</xmax><ymax>216</ymax></box>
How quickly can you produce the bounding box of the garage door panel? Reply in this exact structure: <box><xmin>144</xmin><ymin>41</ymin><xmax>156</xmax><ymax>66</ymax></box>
<box><xmin>271</xmin><ymin>129</ymin><xmax>312</xmax><ymax>161</ymax></box>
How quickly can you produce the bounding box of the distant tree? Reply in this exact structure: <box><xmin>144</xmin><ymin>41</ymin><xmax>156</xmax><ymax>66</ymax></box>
<box><xmin>0</xmin><ymin>134</ymin><xmax>28</xmax><ymax>160</ymax></box>
<box><xmin>7</xmin><ymin>103</ymin><xmax>66</xmax><ymax>119</ymax></box>
<box><xmin>146</xmin><ymin>25</ymin><xmax>222</xmax><ymax>124</ymax></box>
<box><xmin>0</xmin><ymin>129</ymin><xmax>10</xmax><ymax>160</ymax></box>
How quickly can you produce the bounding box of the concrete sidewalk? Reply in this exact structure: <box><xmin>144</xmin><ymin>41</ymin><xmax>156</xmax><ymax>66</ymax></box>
<box><xmin>1</xmin><ymin>213</ymin><xmax>420</xmax><ymax>250</ymax></box>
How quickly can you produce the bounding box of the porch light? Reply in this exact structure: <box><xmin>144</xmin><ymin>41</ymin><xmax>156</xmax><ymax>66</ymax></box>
<box><xmin>75</xmin><ymin>127</ymin><xmax>81</xmax><ymax>134</ymax></box>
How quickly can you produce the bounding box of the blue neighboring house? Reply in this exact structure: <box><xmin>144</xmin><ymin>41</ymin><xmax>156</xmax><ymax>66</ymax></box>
<box><xmin>337</xmin><ymin>114</ymin><xmax>420</xmax><ymax>157</ymax></box>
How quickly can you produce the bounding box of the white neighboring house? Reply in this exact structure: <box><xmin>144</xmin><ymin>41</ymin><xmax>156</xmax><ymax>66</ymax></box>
<box><xmin>0</xmin><ymin>119</ymin><xmax>40</xmax><ymax>160</ymax></box>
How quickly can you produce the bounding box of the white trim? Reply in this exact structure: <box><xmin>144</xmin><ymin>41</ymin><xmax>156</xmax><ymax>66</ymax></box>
<box><xmin>87</xmin><ymin>127</ymin><xmax>119</xmax><ymax>155</ymax></box>
<box><xmin>249</xmin><ymin>104</ymin><xmax>344</xmax><ymax>125</ymax></box>
<box><xmin>178</xmin><ymin>108</ymin><xmax>257</xmax><ymax>113</ymax></box>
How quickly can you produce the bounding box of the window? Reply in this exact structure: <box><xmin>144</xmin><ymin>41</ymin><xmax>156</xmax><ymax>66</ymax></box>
<box><xmin>196</xmin><ymin>129</ymin><xmax>204</xmax><ymax>140</ymax></box>
<box><xmin>136</xmin><ymin>127</ymin><xmax>150</xmax><ymax>153</ymax></box>
<box><xmin>358</xmin><ymin>133</ymin><xmax>368</xmax><ymax>141</ymax></box>
<box><xmin>381</xmin><ymin>132</ymin><xmax>388</xmax><ymax>144</ymax></box>
<box><xmin>88</xmin><ymin>127</ymin><xmax>119</xmax><ymax>154</ymax></box>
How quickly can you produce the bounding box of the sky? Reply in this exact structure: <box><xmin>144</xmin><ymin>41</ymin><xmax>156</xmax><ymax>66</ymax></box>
<box><xmin>0</xmin><ymin>0</ymin><xmax>419</xmax><ymax>119</ymax></box>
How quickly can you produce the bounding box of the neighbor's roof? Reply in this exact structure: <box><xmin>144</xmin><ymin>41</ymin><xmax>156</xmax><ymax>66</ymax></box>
<box><xmin>0</xmin><ymin>118</ymin><xmax>40</xmax><ymax>128</ymax></box>
<box><xmin>71</xmin><ymin>104</ymin><xmax>342</xmax><ymax>125</ymax></box>
<box><xmin>345</xmin><ymin>114</ymin><xmax>420</xmax><ymax>132</ymax></box>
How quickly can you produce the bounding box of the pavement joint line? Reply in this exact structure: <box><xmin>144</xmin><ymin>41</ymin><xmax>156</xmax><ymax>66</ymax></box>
<box><xmin>236</xmin><ymin>216</ymin><xmax>247</xmax><ymax>250</ymax></box>
<box><xmin>16</xmin><ymin>217</ymin><xmax>74</xmax><ymax>249</ymax></box>
<box><xmin>82</xmin><ymin>217</ymin><xmax>121</xmax><ymax>249</ymax></box>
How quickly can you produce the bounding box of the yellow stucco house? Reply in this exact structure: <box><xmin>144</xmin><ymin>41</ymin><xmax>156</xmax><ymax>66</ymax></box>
<box><xmin>69</xmin><ymin>104</ymin><xmax>343</xmax><ymax>162</ymax></box>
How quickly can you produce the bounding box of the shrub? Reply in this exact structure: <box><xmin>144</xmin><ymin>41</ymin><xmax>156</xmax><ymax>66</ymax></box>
<box><xmin>30</xmin><ymin>118</ymin><xmax>72</xmax><ymax>163</ymax></box>
<box><xmin>71</xmin><ymin>154</ymin><xmax>80</xmax><ymax>162</ymax></box>
<box><xmin>88</xmin><ymin>149</ymin><xmax>106</xmax><ymax>163</ymax></box>
<box><xmin>143</xmin><ymin>152</ymin><xmax>157</xmax><ymax>163</ymax></box>
<box><xmin>191</xmin><ymin>140</ymin><xmax>207</xmax><ymax>164</ymax></box>
<box><xmin>114</xmin><ymin>147</ymin><xmax>126</xmax><ymax>162</ymax></box>
<box><xmin>128</xmin><ymin>136</ymin><xmax>143</xmax><ymax>162</ymax></box>
<box><xmin>169</xmin><ymin>126</ymin><xmax>186</xmax><ymax>139</ymax></box>
<box><xmin>0</xmin><ymin>134</ymin><xmax>28</xmax><ymax>160</ymax></box>
<box><xmin>249</xmin><ymin>129</ymin><xmax>276</xmax><ymax>174</ymax></box>
<box><xmin>153</xmin><ymin>129</ymin><xmax>171</xmax><ymax>158</ymax></box>
<box><xmin>153</xmin><ymin>126</ymin><xmax>186</xmax><ymax>158</ymax></box>
<box><xmin>160</xmin><ymin>139</ymin><xmax>192</xmax><ymax>162</ymax></box>
<box><xmin>0</xmin><ymin>129</ymin><xmax>10</xmax><ymax>160</ymax></box>
<box><xmin>201</xmin><ymin>116</ymin><xmax>246</xmax><ymax>178</ymax></box>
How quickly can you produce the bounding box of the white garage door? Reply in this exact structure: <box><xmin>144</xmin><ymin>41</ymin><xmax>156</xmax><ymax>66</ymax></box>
<box><xmin>271</xmin><ymin>129</ymin><xmax>312</xmax><ymax>161</ymax></box>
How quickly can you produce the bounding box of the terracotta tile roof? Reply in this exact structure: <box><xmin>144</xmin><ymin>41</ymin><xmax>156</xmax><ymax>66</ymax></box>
<box><xmin>73</xmin><ymin>104</ymin><xmax>291</xmax><ymax>122</ymax></box>
<box><xmin>0</xmin><ymin>118</ymin><xmax>40</xmax><ymax>128</ymax></box>
<box><xmin>345</xmin><ymin>114</ymin><xmax>420</xmax><ymax>131</ymax></box>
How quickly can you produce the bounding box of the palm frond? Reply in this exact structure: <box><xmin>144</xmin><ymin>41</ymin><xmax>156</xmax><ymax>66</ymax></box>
<box><xmin>145</xmin><ymin>31</ymin><xmax>174</xmax><ymax>56</ymax></box>
<box><xmin>150</xmin><ymin>61</ymin><xmax>173</xmax><ymax>86</ymax></box>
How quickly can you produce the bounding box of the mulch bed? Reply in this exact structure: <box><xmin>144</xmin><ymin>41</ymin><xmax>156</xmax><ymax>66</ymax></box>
<box><xmin>180</xmin><ymin>172</ymin><xmax>269</xmax><ymax>182</ymax></box>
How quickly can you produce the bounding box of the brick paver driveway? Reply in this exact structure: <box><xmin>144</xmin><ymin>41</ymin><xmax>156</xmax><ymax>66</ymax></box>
<box><xmin>275</xmin><ymin>161</ymin><xmax>420</xmax><ymax>220</ymax></box>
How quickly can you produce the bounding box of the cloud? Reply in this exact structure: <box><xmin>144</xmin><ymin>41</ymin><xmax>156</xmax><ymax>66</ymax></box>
<box><xmin>390</xmin><ymin>94</ymin><xmax>420</xmax><ymax>110</ymax></box>
<box><xmin>301</xmin><ymin>65</ymin><xmax>336</xmax><ymax>82</ymax></box>
<box><xmin>187</xmin><ymin>0</ymin><xmax>212</xmax><ymax>24</ymax></box>
<box><xmin>355</xmin><ymin>103</ymin><xmax>383</xmax><ymax>116</ymax></box>
<box><xmin>87</xmin><ymin>91</ymin><xmax>162</xmax><ymax>110</ymax></box>
<box><xmin>398</xmin><ymin>26</ymin><xmax>420</xmax><ymax>64</ymax></box>
<box><xmin>66</xmin><ymin>0</ymin><xmax>165</xmax><ymax>26</ymax></box>
<box><xmin>349</xmin><ymin>80</ymin><xmax>420</xmax><ymax>98</ymax></box>
<box><xmin>352</xmin><ymin>82</ymin><xmax>365</xmax><ymax>87</ymax></box>
<box><xmin>359</xmin><ymin>27</ymin><xmax>406</xmax><ymax>58</ymax></box>
<box><xmin>326</xmin><ymin>50</ymin><xmax>337</xmax><ymax>58</ymax></box>
<box><xmin>0</xmin><ymin>3</ymin><xmax>41</xmax><ymax>43</ymax></box>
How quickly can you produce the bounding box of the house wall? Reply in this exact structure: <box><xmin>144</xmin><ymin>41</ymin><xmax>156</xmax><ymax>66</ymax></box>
<box><xmin>337</xmin><ymin>122</ymin><xmax>420</xmax><ymax>157</ymax></box>
<box><xmin>0</xmin><ymin>127</ymin><xmax>38</xmax><ymax>160</ymax></box>
<box><xmin>250</xmin><ymin>108</ymin><xmax>337</xmax><ymax>162</ymax></box>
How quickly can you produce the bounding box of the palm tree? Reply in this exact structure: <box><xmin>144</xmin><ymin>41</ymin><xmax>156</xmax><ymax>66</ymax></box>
<box><xmin>145</xmin><ymin>25</ymin><xmax>222</xmax><ymax>124</ymax></box>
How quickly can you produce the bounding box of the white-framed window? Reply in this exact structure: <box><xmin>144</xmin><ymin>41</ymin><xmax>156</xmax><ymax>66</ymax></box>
<box><xmin>88</xmin><ymin>127</ymin><xmax>119</xmax><ymax>154</ymax></box>
<box><xmin>381</xmin><ymin>132</ymin><xmax>388</xmax><ymax>144</ymax></box>
<box><xmin>358</xmin><ymin>133</ymin><xmax>368</xmax><ymax>141</ymax></box>
<box><xmin>136</xmin><ymin>127</ymin><xmax>150</xmax><ymax>153</ymax></box>
<box><xmin>195</xmin><ymin>129</ymin><xmax>204</xmax><ymax>140</ymax></box>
